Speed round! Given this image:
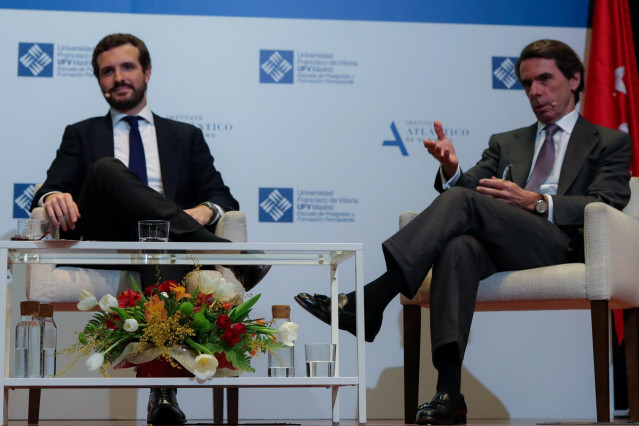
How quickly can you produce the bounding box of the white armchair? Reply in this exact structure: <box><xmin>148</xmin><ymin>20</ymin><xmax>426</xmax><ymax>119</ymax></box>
<box><xmin>400</xmin><ymin>177</ymin><xmax>639</xmax><ymax>423</ymax></box>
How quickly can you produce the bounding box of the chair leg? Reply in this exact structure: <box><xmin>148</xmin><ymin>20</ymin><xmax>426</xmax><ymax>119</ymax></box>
<box><xmin>591</xmin><ymin>300</ymin><xmax>610</xmax><ymax>422</ymax></box>
<box><xmin>403</xmin><ymin>304</ymin><xmax>421</xmax><ymax>424</ymax></box>
<box><xmin>213</xmin><ymin>388</ymin><xmax>224</xmax><ymax>424</ymax></box>
<box><xmin>624</xmin><ymin>308</ymin><xmax>639</xmax><ymax>420</ymax></box>
<box><xmin>27</xmin><ymin>388</ymin><xmax>41</xmax><ymax>424</ymax></box>
<box><xmin>227</xmin><ymin>388</ymin><xmax>238</xmax><ymax>424</ymax></box>
<box><xmin>27</xmin><ymin>388</ymin><xmax>42</xmax><ymax>425</ymax></box>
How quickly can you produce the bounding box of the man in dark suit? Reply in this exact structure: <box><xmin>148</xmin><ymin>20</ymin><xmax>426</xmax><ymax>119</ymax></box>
<box><xmin>295</xmin><ymin>39</ymin><xmax>632</xmax><ymax>424</ymax></box>
<box><xmin>31</xmin><ymin>33</ymin><xmax>267</xmax><ymax>425</ymax></box>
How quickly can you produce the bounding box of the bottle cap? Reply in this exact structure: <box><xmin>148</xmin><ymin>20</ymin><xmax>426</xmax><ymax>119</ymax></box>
<box><xmin>272</xmin><ymin>304</ymin><xmax>290</xmax><ymax>319</ymax></box>
<box><xmin>39</xmin><ymin>304</ymin><xmax>54</xmax><ymax>318</ymax></box>
<box><xmin>20</xmin><ymin>301</ymin><xmax>40</xmax><ymax>316</ymax></box>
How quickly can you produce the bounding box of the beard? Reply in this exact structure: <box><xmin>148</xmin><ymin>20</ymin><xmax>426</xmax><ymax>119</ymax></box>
<box><xmin>106</xmin><ymin>81</ymin><xmax>147</xmax><ymax>112</ymax></box>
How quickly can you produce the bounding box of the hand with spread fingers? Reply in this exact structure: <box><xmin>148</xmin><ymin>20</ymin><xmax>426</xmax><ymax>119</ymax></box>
<box><xmin>423</xmin><ymin>120</ymin><xmax>459</xmax><ymax>180</ymax></box>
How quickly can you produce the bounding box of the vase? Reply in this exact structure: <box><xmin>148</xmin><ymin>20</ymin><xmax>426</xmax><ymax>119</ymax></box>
<box><xmin>213</xmin><ymin>352</ymin><xmax>241</xmax><ymax>378</ymax></box>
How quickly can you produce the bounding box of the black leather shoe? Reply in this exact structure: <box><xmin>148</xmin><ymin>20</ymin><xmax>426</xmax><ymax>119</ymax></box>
<box><xmin>228</xmin><ymin>264</ymin><xmax>271</xmax><ymax>291</ymax></box>
<box><xmin>415</xmin><ymin>392</ymin><xmax>467</xmax><ymax>425</ymax></box>
<box><xmin>227</xmin><ymin>251</ymin><xmax>272</xmax><ymax>291</ymax></box>
<box><xmin>294</xmin><ymin>293</ymin><xmax>382</xmax><ymax>342</ymax></box>
<box><xmin>147</xmin><ymin>387</ymin><xmax>187</xmax><ymax>425</ymax></box>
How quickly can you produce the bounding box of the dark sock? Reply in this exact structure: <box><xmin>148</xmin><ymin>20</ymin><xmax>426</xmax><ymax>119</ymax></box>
<box><xmin>433</xmin><ymin>343</ymin><xmax>462</xmax><ymax>396</ymax></box>
<box><xmin>342</xmin><ymin>269</ymin><xmax>402</xmax><ymax>316</ymax></box>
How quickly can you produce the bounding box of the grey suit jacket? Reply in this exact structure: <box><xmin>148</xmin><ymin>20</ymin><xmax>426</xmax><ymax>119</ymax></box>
<box><xmin>436</xmin><ymin>115</ymin><xmax>632</xmax><ymax>230</ymax></box>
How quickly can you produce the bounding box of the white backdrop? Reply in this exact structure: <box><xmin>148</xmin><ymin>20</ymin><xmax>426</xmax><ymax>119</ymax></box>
<box><xmin>0</xmin><ymin>3</ymin><xmax>599</xmax><ymax>421</ymax></box>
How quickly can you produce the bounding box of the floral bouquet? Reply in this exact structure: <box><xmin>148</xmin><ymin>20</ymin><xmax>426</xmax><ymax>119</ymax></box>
<box><xmin>63</xmin><ymin>271</ymin><xmax>299</xmax><ymax>381</ymax></box>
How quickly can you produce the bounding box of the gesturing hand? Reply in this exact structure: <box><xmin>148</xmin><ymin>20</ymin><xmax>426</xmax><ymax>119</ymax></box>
<box><xmin>423</xmin><ymin>120</ymin><xmax>459</xmax><ymax>179</ymax></box>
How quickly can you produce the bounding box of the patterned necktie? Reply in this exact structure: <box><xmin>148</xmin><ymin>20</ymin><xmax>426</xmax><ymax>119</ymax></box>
<box><xmin>524</xmin><ymin>123</ymin><xmax>560</xmax><ymax>192</ymax></box>
<box><xmin>122</xmin><ymin>116</ymin><xmax>148</xmax><ymax>185</ymax></box>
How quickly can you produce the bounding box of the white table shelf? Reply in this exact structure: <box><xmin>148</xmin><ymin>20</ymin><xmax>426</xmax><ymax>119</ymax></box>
<box><xmin>1</xmin><ymin>241</ymin><xmax>366</xmax><ymax>424</ymax></box>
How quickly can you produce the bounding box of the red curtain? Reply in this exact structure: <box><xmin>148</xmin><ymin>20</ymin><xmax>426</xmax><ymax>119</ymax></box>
<box><xmin>583</xmin><ymin>0</ymin><xmax>639</xmax><ymax>342</ymax></box>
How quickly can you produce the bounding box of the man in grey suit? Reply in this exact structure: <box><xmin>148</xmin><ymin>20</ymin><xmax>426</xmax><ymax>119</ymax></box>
<box><xmin>295</xmin><ymin>39</ymin><xmax>632</xmax><ymax>424</ymax></box>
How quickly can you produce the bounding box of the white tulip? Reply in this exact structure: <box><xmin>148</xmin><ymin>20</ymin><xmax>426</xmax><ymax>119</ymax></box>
<box><xmin>98</xmin><ymin>294</ymin><xmax>118</xmax><ymax>312</ymax></box>
<box><xmin>198</xmin><ymin>274</ymin><xmax>221</xmax><ymax>295</ymax></box>
<box><xmin>86</xmin><ymin>352</ymin><xmax>105</xmax><ymax>371</ymax></box>
<box><xmin>77</xmin><ymin>290</ymin><xmax>98</xmax><ymax>311</ymax></box>
<box><xmin>123</xmin><ymin>318</ymin><xmax>139</xmax><ymax>332</ymax></box>
<box><xmin>277</xmin><ymin>322</ymin><xmax>299</xmax><ymax>346</ymax></box>
<box><xmin>213</xmin><ymin>278</ymin><xmax>236</xmax><ymax>301</ymax></box>
<box><xmin>193</xmin><ymin>354</ymin><xmax>218</xmax><ymax>380</ymax></box>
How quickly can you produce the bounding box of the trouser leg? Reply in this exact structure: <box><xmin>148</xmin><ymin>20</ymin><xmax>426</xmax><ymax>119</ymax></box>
<box><xmin>66</xmin><ymin>158</ymin><xmax>228</xmax><ymax>243</ymax></box>
<box><xmin>382</xmin><ymin>186</ymin><xmax>575</xmax><ymax>297</ymax></box>
<box><xmin>429</xmin><ymin>235</ymin><xmax>496</xmax><ymax>359</ymax></box>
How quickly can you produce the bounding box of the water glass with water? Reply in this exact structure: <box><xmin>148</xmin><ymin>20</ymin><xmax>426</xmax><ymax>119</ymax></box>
<box><xmin>138</xmin><ymin>220</ymin><xmax>170</xmax><ymax>242</ymax></box>
<box><xmin>305</xmin><ymin>343</ymin><xmax>336</xmax><ymax>377</ymax></box>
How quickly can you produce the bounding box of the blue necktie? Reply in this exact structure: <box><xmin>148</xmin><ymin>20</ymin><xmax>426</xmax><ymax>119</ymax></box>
<box><xmin>122</xmin><ymin>116</ymin><xmax>148</xmax><ymax>185</ymax></box>
<box><xmin>525</xmin><ymin>123</ymin><xmax>560</xmax><ymax>192</ymax></box>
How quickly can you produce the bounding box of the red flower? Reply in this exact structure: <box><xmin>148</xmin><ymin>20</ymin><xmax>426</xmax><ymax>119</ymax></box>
<box><xmin>158</xmin><ymin>280</ymin><xmax>176</xmax><ymax>292</ymax></box>
<box><xmin>216</xmin><ymin>314</ymin><xmax>232</xmax><ymax>330</ymax></box>
<box><xmin>118</xmin><ymin>290</ymin><xmax>142</xmax><ymax>308</ymax></box>
<box><xmin>105</xmin><ymin>314</ymin><xmax>121</xmax><ymax>330</ymax></box>
<box><xmin>143</xmin><ymin>285</ymin><xmax>158</xmax><ymax>297</ymax></box>
<box><xmin>222</xmin><ymin>329</ymin><xmax>241</xmax><ymax>346</ymax></box>
<box><xmin>196</xmin><ymin>293</ymin><xmax>212</xmax><ymax>307</ymax></box>
<box><xmin>232</xmin><ymin>323</ymin><xmax>246</xmax><ymax>335</ymax></box>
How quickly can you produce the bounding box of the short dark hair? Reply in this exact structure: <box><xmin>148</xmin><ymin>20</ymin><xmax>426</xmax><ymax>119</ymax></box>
<box><xmin>515</xmin><ymin>39</ymin><xmax>584</xmax><ymax>103</ymax></box>
<box><xmin>92</xmin><ymin>33</ymin><xmax>151</xmax><ymax>78</ymax></box>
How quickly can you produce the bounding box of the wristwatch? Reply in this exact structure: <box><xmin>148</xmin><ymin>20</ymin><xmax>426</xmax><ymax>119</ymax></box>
<box><xmin>199</xmin><ymin>201</ymin><xmax>218</xmax><ymax>224</ymax></box>
<box><xmin>535</xmin><ymin>194</ymin><xmax>548</xmax><ymax>215</ymax></box>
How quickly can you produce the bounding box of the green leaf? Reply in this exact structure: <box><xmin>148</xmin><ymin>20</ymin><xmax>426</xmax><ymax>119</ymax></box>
<box><xmin>110</xmin><ymin>307</ymin><xmax>132</xmax><ymax>320</ymax></box>
<box><xmin>228</xmin><ymin>294</ymin><xmax>261</xmax><ymax>323</ymax></box>
<box><xmin>129</xmin><ymin>275</ymin><xmax>147</xmax><ymax>301</ymax></box>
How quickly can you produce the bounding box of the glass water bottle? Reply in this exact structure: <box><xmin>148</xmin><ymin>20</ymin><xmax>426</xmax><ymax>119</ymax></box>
<box><xmin>15</xmin><ymin>301</ymin><xmax>40</xmax><ymax>378</ymax></box>
<box><xmin>268</xmin><ymin>305</ymin><xmax>295</xmax><ymax>377</ymax></box>
<box><xmin>39</xmin><ymin>303</ymin><xmax>57</xmax><ymax>378</ymax></box>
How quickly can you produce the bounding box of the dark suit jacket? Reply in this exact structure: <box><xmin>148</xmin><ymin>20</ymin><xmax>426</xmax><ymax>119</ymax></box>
<box><xmin>435</xmin><ymin>115</ymin><xmax>632</xmax><ymax>232</ymax></box>
<box><xmin>31</xmin><ymin>113</ymin><xmax>239</xmax><ymax>213</ymax></box>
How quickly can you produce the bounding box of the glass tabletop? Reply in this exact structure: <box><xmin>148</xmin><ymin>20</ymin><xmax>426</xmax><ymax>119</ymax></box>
<box><xmin>1</xmin><ymin>241</ymin><xmax>362</xmax><ymax>266</ymax></box>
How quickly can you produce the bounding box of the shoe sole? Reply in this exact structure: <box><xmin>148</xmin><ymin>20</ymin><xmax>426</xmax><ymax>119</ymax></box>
<box><xmin>293</xmin><ymin>295</ymin><xmax>380</xmax><ymax>342</ymax></box>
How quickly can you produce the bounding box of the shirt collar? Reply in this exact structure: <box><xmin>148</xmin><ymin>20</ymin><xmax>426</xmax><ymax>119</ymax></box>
<box><xmin>110</xmin><ymin>104</ymin><xmax>155</xmax><ymax>127</ymax></box>
<box><xmin>535</xmin><ymin>108</ymin><xmax>579</xmax><ymax>136</ymax></box>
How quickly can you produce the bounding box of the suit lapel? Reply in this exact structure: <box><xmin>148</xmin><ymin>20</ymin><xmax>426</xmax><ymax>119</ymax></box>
<box><xmin>91</xmin><ymin>114</ymin><xmax>115</xmax><ymax>159</ymax></box>
<box><xmin>557</xmin><ymin>115</ymin><xmax>598</xmax><ymax>195</ymax></box>
<box><xmin>510</xmin><ymin>124</ymin><xmax>537</xmax><ymax>188</ymax></box>
<box><xmin>154</xmin><ymin>114</ymin><xmax>181</xmax><ymax>201</ymax></box>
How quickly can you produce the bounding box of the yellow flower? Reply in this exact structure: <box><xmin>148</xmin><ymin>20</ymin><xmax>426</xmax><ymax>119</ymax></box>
<box><xmin>169</xmin><ymin>282</ymin><xmax>191</xmax><ymax>300</ymax></box>
<box><xmin>144</xmin><ymin>294</ymin><xmax>167</xmax><ymax>323</ymax></box>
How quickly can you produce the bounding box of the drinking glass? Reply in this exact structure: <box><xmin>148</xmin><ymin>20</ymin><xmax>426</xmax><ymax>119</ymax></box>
<box><xmin>305</xmin><ymin>343</ymin><xmax>336</xmax><ymax>377</ymax></box>
<box><xmin>138</xmin><ymin>220</ymin><xmax>170</xmax><ymax>242</ymax></box>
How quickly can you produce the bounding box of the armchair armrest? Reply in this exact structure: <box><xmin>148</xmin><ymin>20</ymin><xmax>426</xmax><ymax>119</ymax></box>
<box><xmin>585</xmin><ymin>202</ymin><xmax>639</xmax><ymax>305</ymax></box>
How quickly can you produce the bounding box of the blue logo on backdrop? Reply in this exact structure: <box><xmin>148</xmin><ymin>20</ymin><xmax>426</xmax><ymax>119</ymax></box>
<box><xmin>259</xmin><ymin>188</ymin><xmax>294</xmax><ymax>222</ymax></box>
<box><xmin>382</xmin><ymin>121</ymin><xmax>408</xmax><ymax>156</ymax></box>
<box><xmin>18</xmin><ymin>43</ymin><xmax>54</xmax><ymax>77</ymax></box>
<box><xmin>492</xmin><ymin>57</ymin><xmax>522</xmax><ymax>90</ymax></box>
<box><xmin>260</xmin><ymin>50</ymin><xmax>294</xmax><ymax>84</ymax></box>
<box><xmin>13</xmin><ymin>183</ymin><xmax>36</xmax><ymax>218</ymax></box>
